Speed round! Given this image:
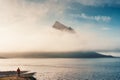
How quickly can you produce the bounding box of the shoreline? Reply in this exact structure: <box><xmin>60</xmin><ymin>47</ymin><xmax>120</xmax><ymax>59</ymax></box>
<box><xmin>0</xmin><ymin>71</ymin><xmax>36</xmax><ymax>80</ymax></box>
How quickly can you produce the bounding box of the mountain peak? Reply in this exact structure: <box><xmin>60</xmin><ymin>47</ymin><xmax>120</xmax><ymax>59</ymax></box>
<box><xmin>52</xmin><ymin>21</ymin><xmax>75</xmax><ymax>33</ymax></box>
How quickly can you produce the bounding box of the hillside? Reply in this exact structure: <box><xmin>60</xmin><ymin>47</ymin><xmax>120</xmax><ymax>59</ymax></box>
<box><xmin>14</xmin><ymin>51</ymin><xmax>113</xmax><ymax>58</ymax></box>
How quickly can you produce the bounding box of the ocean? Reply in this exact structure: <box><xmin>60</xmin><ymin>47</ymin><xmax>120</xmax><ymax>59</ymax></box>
<box><xmin>0</xmin><ymin>58</ymin><xmax>120</xmax><ymax>80</ymax></box>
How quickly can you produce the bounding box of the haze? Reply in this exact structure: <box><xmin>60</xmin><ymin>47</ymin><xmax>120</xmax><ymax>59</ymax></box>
<box><xmin>0</xmin><ymin>0</ymin><xmax>120</xmax><ymax>56</ymax></box>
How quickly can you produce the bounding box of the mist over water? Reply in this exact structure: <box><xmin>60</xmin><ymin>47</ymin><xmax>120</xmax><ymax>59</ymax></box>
<box><xmin>0</xmin><ymin>26</ymin><xmax>119</xmax><ymax>56</ymax></box>
<box><xmin>0</xmin><ymin>0</ymin><xmax>119</xmax><ymax>55</ymax></box>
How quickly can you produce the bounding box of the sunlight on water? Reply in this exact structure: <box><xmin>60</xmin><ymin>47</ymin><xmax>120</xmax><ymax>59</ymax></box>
<box><xmin>0</xmin><ymin>58</ymin><xmax>120</xmax><ymax>80</ymax></box>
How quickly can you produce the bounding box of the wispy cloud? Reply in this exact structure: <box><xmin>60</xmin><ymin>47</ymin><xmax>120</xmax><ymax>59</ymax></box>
<box><xmin>101</xmin><ymin>27</ymin><xmax>111</xmax><ymax>30</ymax></box>
<box><xmin>72</xmin><ymin>0</ymin><xmax>120</xmax><ymax>6</ymax></box>
<box><xmin>44</xmin><ymin>0</ymin><xmax>120</xmax><ymax>7</ymax></box>
<box><xmin>71</xmin><ymin>13</ymin><xmax>111</xmax><ymax>22</ymax></box>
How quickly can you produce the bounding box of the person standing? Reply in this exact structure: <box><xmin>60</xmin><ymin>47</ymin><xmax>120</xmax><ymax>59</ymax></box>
<box><xmin>17</xmin><ymin>67</ymin><xmax>20</xmax><ymax>77</ymax></box>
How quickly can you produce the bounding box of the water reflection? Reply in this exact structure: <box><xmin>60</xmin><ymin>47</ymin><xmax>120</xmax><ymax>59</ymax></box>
<box><xmin>0</xmin><ymin>58</ymin><xmax>120</xmax><ymax>80</ymax></box>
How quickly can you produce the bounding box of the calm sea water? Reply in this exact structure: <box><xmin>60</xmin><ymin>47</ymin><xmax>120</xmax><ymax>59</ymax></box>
<box><xmin>0</xmin><ymin>58</ymin><xmax>120</xmax><ymax>80</ymax></box>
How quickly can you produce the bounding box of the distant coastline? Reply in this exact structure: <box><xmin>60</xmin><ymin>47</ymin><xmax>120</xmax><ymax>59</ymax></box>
<box><xmin>0</xmin><ymin>51</ymin><xmax>114</xmax><ymax>58</ymax></box>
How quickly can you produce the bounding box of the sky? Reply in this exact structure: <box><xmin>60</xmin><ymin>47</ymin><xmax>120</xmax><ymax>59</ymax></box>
<box><xmin>0</xmin><ymin>0</ymin><xmax>120</xmax><ymax>56</ymax></box>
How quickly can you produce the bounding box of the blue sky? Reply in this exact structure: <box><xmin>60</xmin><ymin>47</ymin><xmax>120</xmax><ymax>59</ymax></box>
<box><xmin>0</xmin><ymin>0</ymin><xmax>120</xmax><ymax>54</ymax></box>
<box><xmin>66</xmin><ymin>1</ymin><xmax>120</xmax><ymax>38</ymax></box>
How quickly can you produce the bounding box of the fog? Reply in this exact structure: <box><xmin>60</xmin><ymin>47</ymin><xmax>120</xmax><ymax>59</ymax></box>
<box><xmin>0</xmin><ymin>27</ymin><xmax>119</xmax><ymax>53</ymax></box>
<box><xmin>0</xmin><ymin>0</ymin><xmax>119</xmax><ymax>54</ymax></box>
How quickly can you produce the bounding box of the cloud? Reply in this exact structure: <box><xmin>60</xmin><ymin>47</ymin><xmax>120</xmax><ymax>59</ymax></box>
<box><xmin>0</xmin><ymin>26</ymin><xmax>119</xmax><ymax>53</ymax></box>
<box><xmin>45</xmin><ymin>0</ymin><xmax>120</xmax><ymax>7</ymax></box>
<box><xmin>71</xmin><ymin>13</ymin><xmax>111</xmax><ymax>22</ymax></box>
<box><xmin>0</xmin><ymin>0</ymin><xmax>119</xmax><ymax>54</ymax></box>
<box><xmin>0</xmin><ymin>0</ymin><xmax>67</xmax><ymax>27</ymax></box>
<box><xmin>0</xmin><ymin>0</ymin><xmax>69</xmax><ymax>53</ymax></box>
<box><xmin>72</xmin><ymin>0</ymin><xmax>120</xmax><ymax>6</ymax></box>
<box><xmin>101</xmin><ymin>27</ymin><xmax>111</xmax><ymax>30</ymax></box>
